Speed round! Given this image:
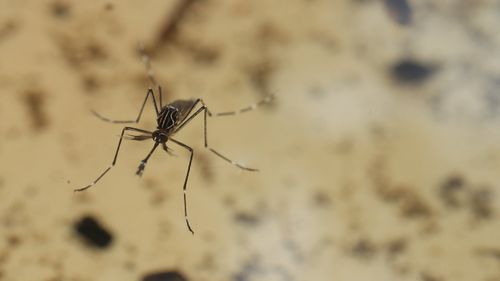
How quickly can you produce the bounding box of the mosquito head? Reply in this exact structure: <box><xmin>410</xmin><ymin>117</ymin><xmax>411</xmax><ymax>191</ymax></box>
<box><xmin>152</xmin><ymin>130</ymin><xmax>168</xmax><ymax>143</ymax></box>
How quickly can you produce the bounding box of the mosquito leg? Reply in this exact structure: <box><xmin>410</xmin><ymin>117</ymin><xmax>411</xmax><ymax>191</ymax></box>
<box><xmin>174</xmin><ymin>100</ymin><xmax>258</xmax><ymax>171</ymax></box>
<box><xmin>212</xmin><ymin>94</ymin><xmax>275</xmax><ymax>117</ymax></box>
<box><xmin>74</xmin><ymin>126</ymin><xmax>151</xmax><ymax>192</ymax></box>
<box><xmin>162</xmin><ymin>142</ymin><xmax>178</xmax><ymax>157</ymax></box>
<box><xmin>136</xmin><ymin>142</ymin><xmax>160</xmax><ymax>176</ymax></box>
<box><xmin>138</xmin><ymin>42</ymin><xmax>162</xmax><ymax>108</ymax></box>
<box><xmin>169</xmin><ymin>138</ymin><xmax>195</xmax><ymax>235</ymax></box>
<box><xmin>92</xmin><ymin>88</ymin><xmax>160</xmax><ymax>124</ymax></box>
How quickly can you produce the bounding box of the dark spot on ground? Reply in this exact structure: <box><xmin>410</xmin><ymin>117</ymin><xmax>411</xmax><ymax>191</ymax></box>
<box><xmin>246</xmin><ymin>61</ymin><xmax>275</xmax><ymax>97</ymax></box>
<box><xmin>469</xmin><ymin>187</ymin><xmax>494</xmax><ymax>219</ymax></box>
<box><xmin>222</xmin><ymin>195</ymin><xmax>236</xmax><ymax>208</ymax></box>
<box><xmin>374</xmin><ymin>183</ymin><xmax>433</xmax><ymax>219</ymax></box>
<box><xmin>391</xmin><ymin>59</ymin><xmax>435</xmax><ymax>84</ymax></box>
<box><xmin>400</xmin><ymin>192</ymin><xmax>433</xmax><ymax>218</ymax></box>
<box><xmin>385</xmin><ymin>238</ymin><xmax>407</xmax><ymax>258</ymax></box>
<box><xmin>82</xmin><ymin>74</ymin><xmax>101</xmax><ymax>92</ymax></box>
<box><xmin>195</xmin><ymin>253</ymin><xmax>215</xmax><ymax>271</ymax></box>
<box><xmin>86</xmin><ymin>42</ymin><xmax>108</xmax><ymax>61</ymax></box>
<box><xmin>143</xmin><ymin>177</ymin><xmax>168</xmax><ymax>206</ymax></box>
<box><xmin>420</xmin><ymin>272</ymin><xmax>443</xmax><ymax>281</ymax></box>
<box><xmin>143</xmin><ymin>178</ymin><xmax>167</xmax><ymax>207</ymax></box>
<box><xmin>142</xmin><ymin>270</ymin><xmax>188</xmax><ymax>281</ymax></box>
<box><xmin>74</xmin><ymin>215</ymin><xmax>113</xmax><ymax>249</ymax></box>
<box><xmin>55</xmin><ymin>35</ymin><xmax>108</xmax><ymax>69</ymax></box>
<box><xmin>233</xmin><ymin>256</ymin><xmax>261</xmax><ymax>281</ymax></box>
<box><xmin>234</xmin><ymin>212</ymin><xmax>260</xmax><ymax>226</ymax></box>
<box><xmin>23</xmin><ymin>90</ymin><xmax>49</xmax><ymax>132</ymax></box>
<box><xmin>149</xmin><ymin>0</ymin><xmax>200</xmax><ymax>54</ymax></box>
<box><xmin>476</xmin><ymin>247</ymin><xmax>500</xmax><ymax>261</ymax></box>
<box><xmin>0</xmin><ymin>20</ymin><xmax>19</xmax><ymax>43</ymax></box>
<box><xmin>6</xmin><ymin>235</ymin><xmax>21</xmax><ymax>247</ymax></box>
<box><xmin>351</xmin><ymin>239</ymin><xmax>377</xmax><ymax>259</ymax></box>
<box><xmin>176</xmin><ymin>39</ymin><xmax>220</xmax><ymax>65</ymax></box>
<box><xmin>196</xmin><ymin>153</ymin><xmax>214</xmax><ymax>183</ymax></box>
<box><xmin>308</xmin><ymin>86</ymin><xmax>327</xmax><ymax>100</ymax></box>
<box><xmin>50</xmin><ymin>1</ymin><xmax>71</xmax><ymax>19</ymax></box>
<box><xmin>439</xmin><ymin>175</ymin><xmax>466</xmax><ymax>208</ymax></box>
<box><xmin>384</xmin><ymin>0</ymin><xmax>412</xmax><ymax>25</ymax></box>
<box><xmin>104</xmin><ymin>2</ymin><xmax>114</xmax><ymax>11</ymax></box>
<box><xmin>312</xmin><ymin>189</ymin><xmax>332</xmax><ymax>207</ymax></box>
<box><xmin>255</xmin><ymin>21</ymin><xmax>289</xmax><ymax>48</ymax></box>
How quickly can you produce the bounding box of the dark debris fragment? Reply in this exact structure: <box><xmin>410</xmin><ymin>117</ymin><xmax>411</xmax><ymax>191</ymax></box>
<box><xmin>375</xmin><ymin>184</ymin><xmax>433</xmax><ymax>219</ymax></box>
<box><xmin>234</xmin><ymin>212</ymin><xmax>260</xmax><ymax>226</ymax></box>
<box><xmin>312</xmin><ymin>189</ymin><xmax>332</xmax><ymax>207</ymax></box>
<box><xmin>246</xmin><ymin>61</ymin><xmax>276</xmax><ymax>97</ymax></box>
<box><xmin>469</xmin><ymin>187</ymin><xmax>494</xmax><ymax>219</ymax></box>
<box><xmin>176</xmin><ymin>39</ymin><xmax>220</xmax><ymax>65</ymax></box>
<box><xmin>476</xmin><ymin>247</ymin><xmax>500</xmax><ymax>261</ymax></box>
<box><xmin>351</xmin><ymin>239</ymin><xmax>377</xmax><ymax>260</ymax></box>
<box><xmin>439</xmin><ymin>175</ymin><xmax>466</xmax><ymax>208</ymax></box>
<box><xmin>386</xmin><ymin>238</ymin><xmax>407</xmax><ymax>258</ymax></box>
<box><xmin>23</xmin><ymin>90</ymin><xmax>49</xmax><ymax>132</ymax></box>
<box><xmin>391</xmin><ymin>59</ymin><xmax>435</xmax><ymax>85</ymax></box>
<box><xmin>0</xmin><ymin>20</ymin><xmax>19</xmax><ymax>43</ymax></box>
<box><xmin>233</xmin><ymin>257</ymin><xmax>261</xmax><ymax>281</ymax></box>
<box><xmin>74</xmin><ymin>215</ymin><xmax>113</xmax><ymax>249</ymax></box>
<box><xmin>400</xmin><ymin>194</ymin><xmax>433</xmax><ymax>218</ymax></box>
<box><xmin>149</xmin><ymin>0</ymin><xmax>200</xmax><ymax>54</ymax></box>
<box><xmin>142</xmin><ymin>270</ymin><xmax>188</xmax><ymax>281</ymax></box>
<box><xmin>50</xmin><ymin>1</ymin><xmax>71</xmax><ymax>19</ymax></box>
<box><xmin>420</xmin><ymin>272</ymin><xmax>443</xmax><ymax>281</ymax></box>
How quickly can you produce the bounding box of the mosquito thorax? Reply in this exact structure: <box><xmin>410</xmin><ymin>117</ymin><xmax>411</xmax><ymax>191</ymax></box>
<box><xmin>156</xmin><ymin>106</ymin><xmax>179</xmax><ymax>131</ymax></box>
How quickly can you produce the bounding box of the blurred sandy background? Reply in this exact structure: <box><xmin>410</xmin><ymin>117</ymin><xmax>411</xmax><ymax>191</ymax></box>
<box><xmin>1</xmin><ymin>0</ymin><xmax>500</xmax><ymax>280</ymax></box>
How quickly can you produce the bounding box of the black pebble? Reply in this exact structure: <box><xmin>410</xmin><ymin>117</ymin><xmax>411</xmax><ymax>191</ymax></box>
<box><xmin>74</xmin><ymin>216</ymin><xmax>113</xmax><ymax>249</ymax></box>
<box><xmin>391</xmin><ymin>59</ymin><xmax>435</xmax><ymax>84</ymax></box>
<box><xmin>142</xmin><ymin>271</ymin><xmax>188</xmax><ymax>281</ymax></box>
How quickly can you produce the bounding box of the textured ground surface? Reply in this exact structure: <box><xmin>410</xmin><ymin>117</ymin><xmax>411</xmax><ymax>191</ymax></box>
<box><xmin>1</xmin><ymin>0</ymin><xmax>500</xmax><ymax>280</ymax></box>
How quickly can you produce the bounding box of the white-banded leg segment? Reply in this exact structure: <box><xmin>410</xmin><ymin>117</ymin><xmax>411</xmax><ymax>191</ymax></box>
<box><xmin>201</xmin><ymin>100</ymin><xmax>259</xmax><ymax>171</ymax></box>
<box><xmin>169</xmin><ymin>138</ymin><xmax>195</xmax><ymax>235</ymax></box>
<box><xmin>208</xmin><ymin>148</ymin><xmax>259</xmax><ymax>172</ymax></box>
<box><xmin>74</xmin><ymin>126</ymin><xmax>151</xmax><ymax>192</ymax></box>
<box><xmin>91</xmin><ymin>88</ymin><xmax>159</xmax><ymax>124</ymax></box>
<box><xmin>173</xmin><ymin>99</ymin><xmax>260</xmax><ymax>171</ymax></box>
<box><xmin>213</xmin><ymin>94</ymin><xmax>275</xmax><ymax>117</ymax></box>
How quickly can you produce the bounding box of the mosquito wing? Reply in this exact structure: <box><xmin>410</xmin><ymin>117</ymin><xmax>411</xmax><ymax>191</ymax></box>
<box><xmin>168</xmin><ymin>99</ymin><xmax>198</xmax><ymax>124</ymax></box>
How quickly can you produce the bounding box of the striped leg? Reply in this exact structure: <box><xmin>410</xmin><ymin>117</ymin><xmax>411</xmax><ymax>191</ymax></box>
<box><xmin>74</xmin><ymin>127</ymin><xmax>152</xmax><ymax>192</ymax></box>
<box><xmin>173</xmin><ymin>99</ymin><xmax>263</xmax><ymax>172</ymax></box>
<box><xmin>91</xmin><ymin>88</ymin><xmax>160</xmax><ymax>124</ymax></box>
<box><xmin>136</xmin><ymin>142</ymin><xmax>160</xmax><ymax>176</ymax></box>
<box><xmin>212</xmin><ymin>94</ymin><xmax>275</xmax><ymax>116</ymax></box>
<box><xmin>169</xmin><ymin>138</ymin><xmax>195</xmax><ymax>235</ymax></box>
<box><xmin>138</xmin><ymin>42</ymin><xmax>162</xmax><ymax>107</ymax></box>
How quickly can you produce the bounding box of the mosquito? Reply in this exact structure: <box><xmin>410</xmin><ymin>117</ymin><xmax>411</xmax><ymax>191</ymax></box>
<box><xmin>74</xmin><ymin>45</ymin><xmax>274</xmax><ymax>235</ymax></box>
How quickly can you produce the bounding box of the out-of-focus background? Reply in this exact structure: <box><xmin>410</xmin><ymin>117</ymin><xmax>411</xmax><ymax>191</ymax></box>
<box><xmin>1</xmin><ymin>0</ymin><xmax>500</xmax><ymax>280</ymax></box>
